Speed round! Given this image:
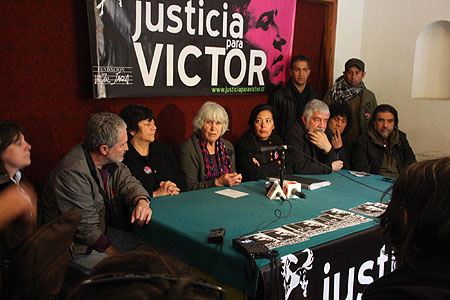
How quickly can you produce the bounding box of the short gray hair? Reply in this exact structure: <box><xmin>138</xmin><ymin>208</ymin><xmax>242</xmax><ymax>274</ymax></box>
<box><xmin>84</xmin><ymin>112</ymin><xmax>127</xmax><ymax>153</ymax></box>
<box><xmin>192</xmin><ymin>102</ymin><xmax>229</xmax><ymax>136</ymax></box>
<box><xmin>303</xmin><ymin>99</ymin><xmax>330</xmax><ymax>123</ymax></box>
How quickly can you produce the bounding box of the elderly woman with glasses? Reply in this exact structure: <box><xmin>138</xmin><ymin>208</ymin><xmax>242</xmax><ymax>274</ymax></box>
<box><xmin>179</xmin><ymin>102</ymin><xmax>242</xmax><ymax>191</ymax></box>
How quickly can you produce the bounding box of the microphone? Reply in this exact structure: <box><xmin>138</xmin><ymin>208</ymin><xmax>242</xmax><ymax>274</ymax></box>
<box><xmin>259</xmin><ymin>145</ymin><xmax>287</xmax><ymax>153</ymax></box>
<box><xmin>283</xmin><ymin>181</ymin><xmax>306</xmax><ymax>199</ymax></box>
<box><xmin>265</xmin><ymin>180</ymin><xmax>286</xmax><ymax>200</ymax></box>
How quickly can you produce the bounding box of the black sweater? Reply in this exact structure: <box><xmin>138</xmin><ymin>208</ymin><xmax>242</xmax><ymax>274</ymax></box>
<box><xmin>123</xmin><ymin>140</ymin><xmax>186</xmax><ymax>195</ymax></box>
<box><xmin>235</xmin><ymin>130</ymin><xmax>292</xmax><ymax>181</ymax></box>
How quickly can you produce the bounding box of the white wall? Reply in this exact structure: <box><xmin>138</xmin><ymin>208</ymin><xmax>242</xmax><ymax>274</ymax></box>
<box><xmin>335</xmin><ymin>0</ymin><xmax>450</xmax><ymax>160</ymax></box>
<box><xmin>411</xmin><ymin>21</ymin><xmax>450</xmax><ymax>99</ymax></box>
<box><xmin>333</xmin><ymin>0</ymin><xmax>365</xmax><ymax>80</ymax></box>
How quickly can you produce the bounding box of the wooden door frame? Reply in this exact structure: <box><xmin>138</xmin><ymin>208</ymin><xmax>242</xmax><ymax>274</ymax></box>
<box><xmin>302</xmin><ymin>0</ymin><xmax>338</xmax><ymax>87</ymax></box>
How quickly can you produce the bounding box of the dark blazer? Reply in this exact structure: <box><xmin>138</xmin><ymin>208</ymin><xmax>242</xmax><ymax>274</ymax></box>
<box><xmin>0</xmin><ymin>173</ymin><xmax>11</xmax><ymax>192</ymax></box>
<box><xmin>269</xmin><ymin>81</ymin><xmax>318</xmax><ymax>139</ymax></box>
<box><xmin>235</xmin><ymin>130</ymin><xmax>293</xmax><ymax>181</ymax></box>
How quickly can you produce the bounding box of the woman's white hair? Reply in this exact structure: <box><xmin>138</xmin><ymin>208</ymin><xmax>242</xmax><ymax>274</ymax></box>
<box><xmin>192</xmin><ymin>101</ymin><xmax>229</xmax><ymax>136</ymax></box>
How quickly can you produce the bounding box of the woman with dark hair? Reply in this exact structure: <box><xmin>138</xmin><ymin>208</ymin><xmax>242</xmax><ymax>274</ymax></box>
<box><xmin>0</xmin><ymin>120</ymin><xmax>36</xmax><ymax>234</ymax></box>
<box><xmin>328</xmin><ymin>103</ymin><xmax>353</xmax><ymax>169</ymax></box>
<box><xmin>119</xmin><ymin>105</ymin><xmax>185</xmax><ymax>197</ymax></box>
<box><xmin>1</xmin><ymin>122</ymin><xmax>81</xmax><ymax>300</ymax></box>
<box><xmin>363</xmin><ymin>157</ymin><xmax>450</xmax><ymax>299</ymax></box>
<box><xmin>235</xmin><ymin>104</ymin><xmax>292</xmax><ymax>181</ymax></box>
<box><xmin>0</xmin><ymin>121</ymin><xmax>36</xmax><ymax>224</ymax></box>
<box><xmin>0</xmin><ymin>121</ymin><xmax>36</xmax><ymax>231</ymax></box>
<box><xmin>0</xmin><ymin>121</ymin><xmax>37</xmax><ymax>297</ymax></box>
<box><xmin>0</xmin><ymin>122</ymin><xmax>32</xmax><ymax>190</ymax></box>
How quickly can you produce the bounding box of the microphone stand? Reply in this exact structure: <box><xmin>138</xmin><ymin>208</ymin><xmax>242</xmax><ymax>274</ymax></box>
<box><xmin>279</xmin><ymin>148</ymin><xmax>286</xmax><ymax>196</ymax></box>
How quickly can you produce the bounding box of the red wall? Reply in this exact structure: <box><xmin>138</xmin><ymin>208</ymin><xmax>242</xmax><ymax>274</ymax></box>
<box><xmin>0</xmin><ymin>1</ymin><xmax>326</xmax><ymax>190</ymax></box>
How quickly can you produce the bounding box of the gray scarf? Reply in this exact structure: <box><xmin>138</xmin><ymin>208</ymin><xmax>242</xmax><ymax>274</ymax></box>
<box><xmin>330</xmin><ymin>75</ymin><xmax>365</xmax><ymax>103</ymax></box>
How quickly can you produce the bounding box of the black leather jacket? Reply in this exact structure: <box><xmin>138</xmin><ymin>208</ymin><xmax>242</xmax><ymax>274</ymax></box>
<box><xmin>269</xmin><ymin>81</ymin><xmax>318</xmax><ymax>139</ymax></box>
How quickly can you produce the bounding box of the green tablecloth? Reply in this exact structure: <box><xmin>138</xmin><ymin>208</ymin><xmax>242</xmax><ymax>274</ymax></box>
<box><xmin>134</xmin><ymin>170</ymin><xmax>392</xmax><ymax>297</ymax></box>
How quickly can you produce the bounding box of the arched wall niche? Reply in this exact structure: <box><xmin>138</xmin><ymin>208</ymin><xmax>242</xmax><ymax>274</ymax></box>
<box><xmin>411</xmin><ymin>20</ymin><xmax>450</xmax><ymax>99</ymax></box>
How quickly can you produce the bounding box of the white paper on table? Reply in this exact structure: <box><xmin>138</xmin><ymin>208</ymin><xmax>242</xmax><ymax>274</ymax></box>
<box><xmin>215</xmin><ymin>188</ymin><xmax>249</xmax><ymax>199</ymax></box>
<box><xmin>349</xmin><ymin>171</ymin><xmax>372</xmax><ymax>177</ymax></box>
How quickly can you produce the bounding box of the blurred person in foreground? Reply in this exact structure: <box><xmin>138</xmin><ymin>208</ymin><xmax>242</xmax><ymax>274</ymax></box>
<box><xmin>363</xmin><ymin>157</ymin><xmax>450</xmax><ymax>299</ymax></box>
<box><xmin>0</xmin><ymin>184</ymin><xmax>35</xmax><ymax>229</ymax></box>
<box><xmin>68</xmin><ymin>249</ymin><xmax>225</xmax><ymax>300</ymax></box>
<box><xmin>0</xmin><ymin>122</ymin><xmax>75</xmax><ymax>300</ymax></box>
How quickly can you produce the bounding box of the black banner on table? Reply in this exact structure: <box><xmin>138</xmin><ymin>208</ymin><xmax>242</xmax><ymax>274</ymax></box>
<box><xmin>86</xmin><ymin>0</ymin><xmax>296</xmax><ymax>98</ymax></box>
<box><xmin>260</xmin><ymin>227</ymin><xmax>395</xmax><ymax>300</ymax></box>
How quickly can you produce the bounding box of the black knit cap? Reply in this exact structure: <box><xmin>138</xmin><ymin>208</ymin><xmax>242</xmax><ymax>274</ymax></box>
<box><xmin>345</xmin><ymin>58</ymin><xmax>365</xmax><ymax>72</ymax></box>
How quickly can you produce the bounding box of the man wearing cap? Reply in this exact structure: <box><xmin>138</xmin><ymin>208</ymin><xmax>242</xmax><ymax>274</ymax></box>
<box><xmin>323</xmin><ymin>58</ymin><xmax>377</xmax><ymax>146</ymax></box>
<box><xmin>269</xmin><ymin>55</ymin><xmax>318</xmax><ymax>139</ymax></box>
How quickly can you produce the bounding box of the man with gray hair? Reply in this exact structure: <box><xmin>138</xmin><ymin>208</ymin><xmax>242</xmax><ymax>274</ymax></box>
<box><xmin>285</xmin><ymin>99</ymin><xmax>344</xmax><ymax>174</ymax></box>
<box><xmin>43</xmin><ymin>112</ymin><xmax>152</xmax><ymax>271</ymax></box>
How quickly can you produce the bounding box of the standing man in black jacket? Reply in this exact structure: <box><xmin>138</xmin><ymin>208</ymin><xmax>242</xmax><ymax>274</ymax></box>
<box><xmin>352</xmin><ymin>104</ymin><xmax>416</xmax><ymax>177</ymax></box>
<box><xmin>269</xmin><ymin>55</ymin><xmax>318</xmax><ymax>139</ymax></box>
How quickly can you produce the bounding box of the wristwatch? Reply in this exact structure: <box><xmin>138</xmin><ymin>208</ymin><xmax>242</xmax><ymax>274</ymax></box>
<box><xmin>136</xmin><ymin>196</ymin><xmax>151</xmax><ymax>206</ymax></box>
